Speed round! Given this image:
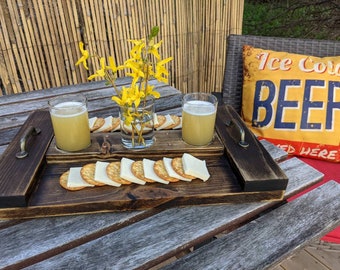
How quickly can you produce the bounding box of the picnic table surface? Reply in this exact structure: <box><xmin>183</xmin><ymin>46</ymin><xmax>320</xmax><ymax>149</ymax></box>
<box><xmin>0</xmin><ymin>80</ymin><xmax>339</xmax><ymax>269</ymax></box>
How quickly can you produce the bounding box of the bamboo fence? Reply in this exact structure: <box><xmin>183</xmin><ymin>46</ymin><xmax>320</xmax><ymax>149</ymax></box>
<box><xmin>0</xmin><ymin>0</ymin><xmax>244</xmax><ymax>96</ymax></box>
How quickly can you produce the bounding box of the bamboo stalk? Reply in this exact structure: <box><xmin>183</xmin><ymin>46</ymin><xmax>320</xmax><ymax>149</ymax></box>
<box><xmin>0</xmin><ymin>0</ymin><xmax>244</xmax><ymax>95</ymax></box>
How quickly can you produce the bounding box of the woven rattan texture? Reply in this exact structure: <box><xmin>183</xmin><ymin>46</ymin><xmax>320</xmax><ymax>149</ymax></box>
<box><xmin>222</xmin><ymin>35</ymin><xmax>340</xmax><ymax>113</ymax></box>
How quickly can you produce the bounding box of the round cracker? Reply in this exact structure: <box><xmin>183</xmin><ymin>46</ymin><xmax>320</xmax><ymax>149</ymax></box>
<box><xmin>171</xmin><ymin>157</ymin><xmax>196</xmax><ymax>179</ymax></box>
<box><xmin>80</xmin><ymin>163</ymin><xmax>105</xmax><ymax>186</ymax></box>
<box><xmin>110</xmin><ymin>117</ymin><xmax>120</xmax><ymax>131</ymax></box>
<box><xmin>154</xmin><ymin>159</ymin><xmax>180</xmax><ymax>182</ymax></box>
<box><xmin>91</xmin><ymin>117</ymin><xmax>105</xmax><ymax>131</ymax></box>
<box><xmin>148</xmin><ymin>114</ymin><xmax>166</xmax><ymax>129</ymax></box>
<box><xmin>164</xmin><ymin>115</ymin><xmax>181</xmax><ymax>129</ymax></box>
<box><xmin>106</xmin><ymin>162</ymin><xmax>131</xmax><ymax>185</ymax></box>
<box><xmin>59</xmin><ymin>170</ymin><xmax>86</xmax><ymax>191</ymax></box>
<box><xmin>131</xmin><ymin>160</ymin><xmax>155</xmax><ymax>183</ymax></box>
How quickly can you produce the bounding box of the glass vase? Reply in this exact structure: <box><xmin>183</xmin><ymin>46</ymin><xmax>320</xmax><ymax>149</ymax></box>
<box><xmin>119</xmin><ymin>97</ymin><xmax>155</xmax><ymax>149</ymax></box>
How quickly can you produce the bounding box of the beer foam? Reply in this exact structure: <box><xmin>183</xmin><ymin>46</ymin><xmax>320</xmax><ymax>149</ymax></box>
<box><xmin>183</xmin><ymin>100</ymin><xmax>216</xmax><ymax>115</ymax></box>
<box><xmin>51</xmin><ymin>101</ymin><xmax>87</xmax><ymax>117</ymax></box>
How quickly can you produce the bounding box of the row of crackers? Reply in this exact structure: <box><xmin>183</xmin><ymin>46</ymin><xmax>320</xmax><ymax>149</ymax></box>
<box><xmin>59</xmin><ymin>153</ymin><xmax>210</xmax><ymax>191</ymax></box>
<box><xmin>89</xmin><ymin>113</ymin><xmax>182</xmax><ymax>133</ymax></box>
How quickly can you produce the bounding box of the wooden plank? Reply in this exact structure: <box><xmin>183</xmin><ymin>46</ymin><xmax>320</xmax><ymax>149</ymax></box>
<box><xmin>17</xmin><ymin>160</ymin><xmax>325</xmax><ymax>269</ymax></box>
<box><xmin>0</xmin><ymin>110</ymin><xmax>53</xmax><ymax>207</ymax></box>
<box><xmin>0</xmin><ymin>143</ymin><xmax>323</xmax><ymax>268</ymax></box>
<box><xmin>0</xmin><ymin>210</ymin><xmax>153</xmax><ymax>269</ymax></box>
<box><xmin>46</xmin><ymin>130</ymin><xmax>224</xmax><ymax>163</ymax></box>
<box><xmin>304</xmin><ymin>242</ymin><xmax>340</xmax><ymax>269</ymax></box>
<box><xmin>162</xmin><ymin>181</ymin><xmax>340</xmax><ymax>270</ymax></box>
<box><xmin>0</xmin><ymin>154</ymin><xmax>283</xmax><ymax>219</ymax></box>
<box><xmin>216</xmin><ymin>105</ymin><xmax>288</xmax><ymax>191</ymax></box>
<box><xmin>278</xmin><ymin>249</ymin><xmax>329</xmax><ymax>270</ymax></box>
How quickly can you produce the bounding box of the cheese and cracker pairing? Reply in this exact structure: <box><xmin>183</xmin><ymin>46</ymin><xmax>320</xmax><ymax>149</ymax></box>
<box><xmin>59</xmin><ymin>153</ymin><xmax>210</xmax><ymax>191</ymax></box>
<box><xmin>89</xmin><ymin>113</ymin><xmax>182</xmax><ymax>133</ymax></box>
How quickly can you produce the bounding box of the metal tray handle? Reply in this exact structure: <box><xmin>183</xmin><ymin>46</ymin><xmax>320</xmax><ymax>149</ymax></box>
<box><xmin>16</xmin><ymin>126</ymin><xmax>41</xmax><ymax>159</ymax></box>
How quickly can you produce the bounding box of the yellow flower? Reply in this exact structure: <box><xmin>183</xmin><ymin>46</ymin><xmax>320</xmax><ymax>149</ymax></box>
<box><xmin>112</xmin><ymin>86</ymin><xmax>131</xmax><ymax>106</ymax></box>
<box><xmin>88</xmin><ymin>57</ymin><xmax>106</xmax><ymax>80</ymax></box>
<box><xmin>75</xmin><ymin>42</ymin><xmax>89</xmax><ymax>70</ymax></box>
<box><xmin>129</xmin><ymin>39</ymin><xmax>145</xmax><ymax>60</ymax></box>
<box><xmin>107</xmin><ymin>56</ymin><xmax>124</xmax><ymax>73</ymax></box>
<box><xmin>130</xmin><ymin>85</ymin><xmax>145</xmax><ymax>108</ymax></box>
<box><xmin>155</xmin><ymin>57</ymin><xmax>173</xmax><ymax>83</ymax></box>
<box><xmin>146</xmin><ymin>85</ymin><xmax>160</xmax><ymax>99</ymax></box>
<box><xmin>148</xmin><ymin>40</ymin><xmax>162</xmax><ymax>60</ymax></box>
<box><xmin>76</xmin><ymin>26</ymin><xmax>173</xmax><ymax>147</ymax></box>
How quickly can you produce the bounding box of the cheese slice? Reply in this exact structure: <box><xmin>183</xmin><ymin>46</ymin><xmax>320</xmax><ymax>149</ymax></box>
<box><xmin>163</xmin><ymin>157</ymin><xmax>191</xmax><ymax>181</ymax></box>
<box><xmin>94</xmin><ymin>161</ymin><xmax>121</xmax><ymax>187</ymax></box>
<box><xmin>112</xmin><ymin>120</ymin><xmax>121</xmax><ymax>132</ymax></box>
<box><xmin>120</xmin><ymin>157</ymin><xmax>146</xmax><ymax>185</ymax></box>
<box><xmin>182</xmin><ymin>153</ymin><xmax>210</xmax><ymax>181</ymax></box>
<box><xmin>67</xmin><ymin>167</ymin><xmax>94</xmax><ymax>188</ymax></box>
<box><xmin>88</xmin><ymin>117</ymin><xmax>98</xmax><ymax>130</ymax></box>
<box><xmin>153</xmin><ymin>113</ymin><xmax>159</xmax><ymax>126</ymax></box>
<box><xmin>156</xmin><ymin>114</ymin><xmax>174</xmax><ymax>130</ymax></box>
<box><xmin>172</xmin><ymin>116</ymin><xmax>182</xmax><ymax>129</ymax></box>
<box><xmin>93</xmin><ymin>116</ymin><xmax>113</xmax><ymax>133</ymax></box>
<box><xmin>143</xmin><ymin>158</ymin><xmax>169</xmax><ymax>184</ymax></box>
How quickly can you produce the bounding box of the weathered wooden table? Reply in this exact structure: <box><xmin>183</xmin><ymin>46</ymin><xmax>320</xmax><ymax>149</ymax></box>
<box><xmin>0</xmin><ymin>80</ymin><xmax>339</xmax><ymax>269</ymax></box>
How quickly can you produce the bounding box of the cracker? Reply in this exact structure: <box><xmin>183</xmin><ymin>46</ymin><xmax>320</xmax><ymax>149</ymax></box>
<box><xmin>91</xmin><ymin>117</ymin><xmax>105</xmax><ymax>131</ymax></box>
<box><xmin>80</xmin><ymin>163</ymin><xmax>106</xmax><ymax>186</ymax></box>
<box><xmin>131</xmin><ymin>160</ymin><xmax>155</xmax><ymax>183</ymax></box>
<box><xmin>111</xmin><ymin>117</ymin><xmax>120</xmax><ymax>131</ymax></box>
<box><xmin>106</xmin><ymin>162</ymin><xmax>131</xmax><ymax>184</ymax></box>
<box><xmin>164</xmin><ymin>115</ymin><xmax>181</xmax><ymax>129</ymax></box>
<box><xmin>154</xmin><ymin>159</ymin><xmax>180</xmax><ymax>182</ymax></box>
<box><xmin>59</xmin><ymin>170</ymin><xmax>86</xmax><ymax>191</ymax></box>
<box><xmin>171</xmin><ymin>157</ymin><xmax>196</xmax><ymax>179</ymax></box>
<box><xmin>150</xmin><ymin>114</ymin><xmax>166</xmax><ymax>129</ymax></box>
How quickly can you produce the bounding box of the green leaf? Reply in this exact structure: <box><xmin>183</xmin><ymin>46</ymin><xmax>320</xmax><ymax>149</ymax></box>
<box><xmin>149</xmin><ymin>26</ymin><xmax>159</xmax><ymax>40</ymax></box>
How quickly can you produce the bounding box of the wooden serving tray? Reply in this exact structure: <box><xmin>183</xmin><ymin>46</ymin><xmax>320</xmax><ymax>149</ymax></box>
<box><xmin>46</xmin><ymin>130</ymin><xmax>225</xmax><ymax>164</ymax></box>
<box><xmin>0</xmin><ymin>107</ymin><xmax>288</xmax><ymax>219</ymax></box>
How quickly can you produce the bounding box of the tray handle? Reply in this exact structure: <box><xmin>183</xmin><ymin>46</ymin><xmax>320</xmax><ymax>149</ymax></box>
<box><xmin>225</xmin><ymin>118</ymin><xmax>249</xmax><ymax>148</ymax></box>
<box><xmin>16</xmin><ymin>126</ymin><xmax>41</xmax><ymax>159</ymax></box>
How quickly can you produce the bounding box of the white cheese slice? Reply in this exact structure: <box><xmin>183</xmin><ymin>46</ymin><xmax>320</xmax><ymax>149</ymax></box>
<box><xmin>67</xmin><ymin>167</ymin><xmax>94</xmax><ymax>188</ymax></box>
<box><xmin>88</xmin><ymin>117</ymin><xmax>98</xmax><ymax>130</ymax></box>
<box><xmin>112</xmin><ymin>120</ymin><xmax>121</xmax><ymax>132</ymax></box>
<box><xmin>153</xmin><ymin>113</ymin><xmax>159</xmax><ymax>126</ymax></box>
<box><xmin>163</xmin><ymin>157</ymin><xmax>191</xmax><ymax>182</ymax></box>
<box><xmin>156</xmin><ymin>114</ymin><xmax>175</xmax><ymax>130</ymax></box>
<box><xmin>94</xmin><ymin>161</ymin><xmax>121</xmax><ymax>187</ymax></box>
<box><xmin>172</xmin><ymin>116</ymin><xmax>182</xmax><ymax>129</ymax></box>
<box><xmin>120</xmin><ymin>157</ymin><xmax>146</xmax><ymax>185</ymax></box>
<box><xmin>182</xmin><ymin>153</ymin><xmax>210</xmax><ymax>181</ymax></box>
<box><xmin>122</xmin><ymin>124</ymin><xmax>152</xmax><ymax>133</ymax></box>
<box><xmin>93</xmin><ymin>116</ymin><xmax>113</xmax><ymax>133</ymax></box>
<box><xmin>143</xmin><ymin>158</ymin><xmax>169</xmax><ymax>184</ymax></box>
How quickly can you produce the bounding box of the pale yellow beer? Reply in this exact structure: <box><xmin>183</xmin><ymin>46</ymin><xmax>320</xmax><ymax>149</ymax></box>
<box><xmin>182</xmin><ymin>97</ymin><xmax>217</xmax><ymax>146</ymax></box>
<box><xmin>49</xmin><ymin>95</ymin><xmax>91</xmax><ymax>151</ymax></box>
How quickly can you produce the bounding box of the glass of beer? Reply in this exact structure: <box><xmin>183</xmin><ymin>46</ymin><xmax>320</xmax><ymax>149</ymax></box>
<box><xmin>49</xmin><ymin>93</ymin><xmax>91</xmax><ymax>151</ymax></box>
<box><xmin>182</xmin><ymin>92</ymin><xmax>218</xmax><ymax>146</ymax></box>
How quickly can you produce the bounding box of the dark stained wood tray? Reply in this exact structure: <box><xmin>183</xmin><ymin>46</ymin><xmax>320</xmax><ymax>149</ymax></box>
<box><xmin>46</xmin><ymin>130</ymin><xmax>225</xmax><ymax>163</ymax></box>
<box><xmin>0</xmin><ymin>106</ymin><xmax>288</xmax><ymax>219</ymax></box>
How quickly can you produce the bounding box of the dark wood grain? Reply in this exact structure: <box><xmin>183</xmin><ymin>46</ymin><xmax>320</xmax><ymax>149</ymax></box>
<box><xmin>216</xmin><ymin>105</ymin><xmax>288</xmax><ymax>191</ymax></box>
<box><xmin>46</xmin><ymin>130</ymin><xmax>224</xmax><ymax>163</ymax></box>
<box><xmin>162</xmin><ymin>180</ymin><xmax>340</xmax><ymax>270</ymax></box>
<box><xmin>18</xmin><ymin>159</ymin><xmax>326</xmax><ymax>270</ymax></box>
<box><xmin>0</xmin><ymin>98</ymin><xmax>291</xmax><ymax>217</ymax></box>
<box><xmin>0</xmin><ymin>153</ymin><xmax>283</xmax><ymax>219</ymax></box>
<box><xmin>0</xmin><ymin>110</ymin><xmax>53</xmax><ymax>207</ymax></box>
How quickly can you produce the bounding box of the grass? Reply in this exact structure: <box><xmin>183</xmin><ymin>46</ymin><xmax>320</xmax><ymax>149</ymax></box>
<box><xmin>242</xmin><ymin>1</ymin><xmax>339</xmax><ymax>40</ymax></box>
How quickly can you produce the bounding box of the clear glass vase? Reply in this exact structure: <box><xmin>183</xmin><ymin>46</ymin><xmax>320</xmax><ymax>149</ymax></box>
<box><xmin>119</xmin><ymin>97</ymin><xmax>155</xmax><ymax>149</ymax></box>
